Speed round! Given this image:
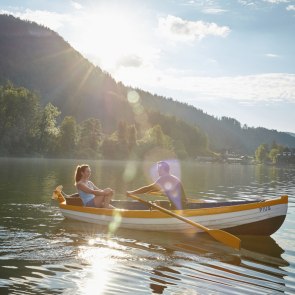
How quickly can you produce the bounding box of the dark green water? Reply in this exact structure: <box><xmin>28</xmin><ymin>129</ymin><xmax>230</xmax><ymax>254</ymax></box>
<box><xmin>0</xmin><ymin>158</ymin><xmax>294</xmax><ymax>294</ymax></box>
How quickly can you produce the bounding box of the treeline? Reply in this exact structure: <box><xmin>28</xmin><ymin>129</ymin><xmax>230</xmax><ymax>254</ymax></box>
<box><xmin>138</xmin><ymin>89</ymin><xmax>295</xmax><ymax>154</ymax></box>
<box><xmin>255</xmin><ymin>142</ymin><xmax>294</xmax><ymax>164</ymax></box>
<box><xmin>0</xmin><ymin>82</ymin><xmax>210</xmax><ymax>159</ymax></box>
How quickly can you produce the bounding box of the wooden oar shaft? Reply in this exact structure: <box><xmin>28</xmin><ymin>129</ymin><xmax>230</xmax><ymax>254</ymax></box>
<box><xmin>127</xmin><ymin>193</ymin><xmax>241</xmax><ymax>250</ymax></box>
<box><xmin>130</xmin><ymin>194</ymin><xmax>207</xmax><ymax>230</ymax></box>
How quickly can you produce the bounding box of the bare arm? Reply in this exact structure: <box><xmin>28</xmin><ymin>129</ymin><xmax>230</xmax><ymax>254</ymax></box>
<box><xmin>127</xmin><ymin>183</ymin><xmax>161</xmax><ymax>195</ymax></box>
<box><xmin>77</xmin><ymin>182</ymin><xmax>107</xmax><ymax>196</ymax></box>
<box><xmin>89</xmin><ymin>181</ymin><xmax>114</xmax><ymax>196</ymax></box>
<box><xmin>91</xmin><ymin>182</ymin><xmax>99</xmax><ymax>190</ymax></box>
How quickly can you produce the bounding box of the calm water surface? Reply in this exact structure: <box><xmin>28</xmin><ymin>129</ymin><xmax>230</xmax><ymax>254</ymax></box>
<box><xmin>0</xmin><ymin>158</ymin><xmax>294</xmax><ymax>294</ymax></box>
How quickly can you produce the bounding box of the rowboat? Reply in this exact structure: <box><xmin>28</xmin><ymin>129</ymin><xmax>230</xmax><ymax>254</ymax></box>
<box><xmin>52</xmin><ymin>187</ymin><xmax>288</xmax><ymax>236</ymax></box>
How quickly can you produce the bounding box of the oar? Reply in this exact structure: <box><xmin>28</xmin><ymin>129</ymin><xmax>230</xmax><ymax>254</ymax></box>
<box><xmin>149</xmin><ymin>191</ymin><xmax>204</xmax><ymax>203</ymax></box>
<box><xmin>127</xmin><ymin>193</ymin><xmax>241</xmax><ymax>250</ymax></box>
<box><xmin>52</xmin><ymin>185</ymin><xmax>66</xmax><ymax>203</ymax></box>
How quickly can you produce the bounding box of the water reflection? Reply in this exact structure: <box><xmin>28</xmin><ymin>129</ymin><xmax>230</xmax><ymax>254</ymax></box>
<box><xmin>149</xmin><ymin>266</ymin><xmax>179</xmax><ymax>294</ymax></box>
<box><xmin>76</xmin><ymin>242</ymin><xmax>119</xmax><ymax>295</ymax></box>
<box><xmin>8</xmin><ymin>205</ymin><xmax>293</xmax><ymax>293</ymax></box>
<box><xmin>1</xmin><ymin>203</ymin><xmax>292</xmax><ymax>294</ymax></box>
<box><xmin>60</xmin><ymin>219</ymin><xmax>248</xmax><ymax>292</ymax></box>
<box><xmin>241</xmin><ymin>236</ymin><xmax>286</xmax><ymax>264</ymax></box>
<box><xmin>1</xmin><ymin>158</ymin><xmax>295</xmax><ymax>294</ymax></box>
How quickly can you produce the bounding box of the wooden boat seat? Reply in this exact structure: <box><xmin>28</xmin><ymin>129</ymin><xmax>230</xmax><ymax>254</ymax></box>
<box><xmin>65</xmin><ymin>193</ymin><xmax>83</xmax><ymax>206</ymax></box>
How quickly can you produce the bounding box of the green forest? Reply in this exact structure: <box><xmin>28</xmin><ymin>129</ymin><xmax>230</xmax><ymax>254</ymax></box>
<box><xmin>0</xmin><ymin>82</ymin><xmax>209</xmax><ymax>160</ymax></box>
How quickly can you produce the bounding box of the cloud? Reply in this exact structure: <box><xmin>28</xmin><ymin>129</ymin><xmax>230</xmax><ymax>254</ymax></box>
<box><xmin>169</xmin><ymin>73</ymin><xmax>295</xmax><ymax>103</ymax></box>
<box><xmin>114</xmin><ymin>66</ymin><xmax>295</xmax><ymax>104</ymax></box>
<box><xmin>286</xmin><ymin>4</ymin><xmax>295</xmax><ymax>10</ymax></box>
<box><xmin>238</xmin><ymin>1</ymin><xmax>256</xmax><ymax>7</ymax></box>
<box><xmin>116</xmin><ymin>55</ymin><xmax>143</xmax><ymax>68</ymax></box>
<box><xmin>71</xmin><ymin>1</ymin><xmax>83</xmax><ymax>10</ymax></box>
<box><xmin>263</xmin><ymin>0</ymin><xmax>290</xmax><ymax>3</ymax></box>
<box><xmin>202</xmin><ymin>8</ymin><xmax>228</xmax><ymax>14</ymax></box>
<box><xmin>265</xmin><ymin>53</ymin><xmax>280</xmax><ymax>58</ymax></box>
<box><xmin>158</xmin><ymin>15</ymin><xmax>231</xmax><ymax>42</ymax></box>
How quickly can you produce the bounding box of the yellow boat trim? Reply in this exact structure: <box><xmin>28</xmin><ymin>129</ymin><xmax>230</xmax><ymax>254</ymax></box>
<box><xmin>59</xmin><ymin>195</ymin><xmax>288</xmax><ymax>219</ymax></box>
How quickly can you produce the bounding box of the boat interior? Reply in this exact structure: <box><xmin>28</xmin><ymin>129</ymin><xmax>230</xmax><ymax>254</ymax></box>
<box><xmin>111</xmin><ymin>199</ymin><xmax>264</xmax><ymax>210</ymax></box>
<box><xmin>63</xmin><ymin>193</ymin><xmax>263</xmax><ymax>210</ymax></box>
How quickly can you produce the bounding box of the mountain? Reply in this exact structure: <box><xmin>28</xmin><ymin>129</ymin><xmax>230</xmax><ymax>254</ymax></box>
<box><xmin>1</xmin><ymin>14</ymin><xmax>295</xmax><ymax>154</ymax></box>
<box><xmin>0</xmin><ymin>14</ymin><xmax>134</xmax><ymax>132</ymax></box>
<box><xmin>138</xmin><ymin>90</ymin><xmax>295</xmax><ymax>153</ymax></box>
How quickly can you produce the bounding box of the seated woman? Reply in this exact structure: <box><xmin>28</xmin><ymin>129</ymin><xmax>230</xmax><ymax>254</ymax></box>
<box><xmin>75</xmin><ymin>164</ymin><xmax>115</xmax><ymax>208</ymax></box>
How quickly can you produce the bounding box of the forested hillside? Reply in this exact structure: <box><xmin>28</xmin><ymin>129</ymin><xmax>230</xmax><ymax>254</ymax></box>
<box><xmin>137</xmin><ymin>90</ymin><xmax>295</xmax><ymax>153</ymax></box>
<box><xmin>0</xmin><ymin>14</ymin><xmax>133</xmax><ymax>133</ymax></box>
<box><xmin>1</xmin><ymin>14</ymin><xmax>295</xmax><ymax>156</ymax></box>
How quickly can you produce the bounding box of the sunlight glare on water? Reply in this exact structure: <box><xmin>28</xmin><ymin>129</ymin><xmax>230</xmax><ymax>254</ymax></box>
<box><xmin>77</xmin><ymin>245</ymin><xmax>114</xmax><ymax>294</ymax></box>
<box><xmin>0</xmin><ymin>158</ymin><xmax>295</xmax><ymax>294</ymax></box>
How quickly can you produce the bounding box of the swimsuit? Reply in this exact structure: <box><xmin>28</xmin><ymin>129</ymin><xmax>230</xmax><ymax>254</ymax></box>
<box><xmin>78</xmin><ymin>181</ymin><xmax>95</xmax><ymax>206</ymax></box>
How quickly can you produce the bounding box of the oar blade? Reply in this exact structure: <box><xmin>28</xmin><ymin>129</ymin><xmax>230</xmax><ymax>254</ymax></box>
<box><xmin>52</xmin><ymin>191</ymin><xmax>58</xmax><ymax>200</ymax></box>
<box><xmin>52</xmin><ymin>185</ymin><xmax>62</xmax><ymax>200</ymax></box>
<box><xmin>55</xmin><ymin>185</ymin><xmax>63</xmax><ymax>193</ymax></box>
<box><xmin>208</xmin><ymin>229</ymin><xmax>241</xmax><ymax>250</ymax></box>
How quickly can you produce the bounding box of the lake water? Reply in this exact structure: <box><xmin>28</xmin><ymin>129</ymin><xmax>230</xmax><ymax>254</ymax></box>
<box><xmin>0</xmin><ymin>158</ymin><xmax>294</xmax><ymax>294</ymax></box>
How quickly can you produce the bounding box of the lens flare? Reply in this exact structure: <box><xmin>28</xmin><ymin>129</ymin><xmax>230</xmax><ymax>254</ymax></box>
<box><xmin>108</xmin><ymin>211</ymin><xmax>122</xmax><ymax>236</ymax></box>
<box><xmin>123</xmin><ymin>161</ymin><xmax>138</xmax><ymax>182</ymax></box>
<box><xmin>127</xmin><ymin>90</ymin><xmax>140</xmax><ymax>104</ymax></box>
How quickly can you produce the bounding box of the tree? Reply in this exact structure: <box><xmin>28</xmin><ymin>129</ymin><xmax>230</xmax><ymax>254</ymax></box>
<box><xmin>114</xmin><ymin>121</ymin><xmax>129</xmax><ymax>159</ymax></box>
<box><xmin>38</xmin><ymin>103</ymin><xmax>61</xmax><ymax>155</ymax></box>
<box><xmin>138</xmin><ymin>125</ymin><xmax>173</xmax><ymax>152</ymax></box>
<box><xmin>0</xmin><ymin>82</ymin><xmax>40</xmax><ymax>155</ymax></box>
<box><xmin>127</xmin><ymin>124</ymin><xmax>137</xmax><ymax>152</ymax></box>
<box><xmin>221</xmin><ymin>117</ymin><xmax>241</xmax><ymax>129</ymax></box>
<box><xmin>118</xmin><ymin>121</ymin><xmax>128</xmax><ymax>144</ymax></box>
<box><xmin>269</xmin><ymin>148</ymin><xmax>280</xmax><ymax>164</ymax></box>
<box><xmin>173</xmin><ymin>140</ymin><xmax>188</xmax><ymax>159</ymax></box>
<box><xmin>147</xmin><ymin>111</ymin><xmax>209</xmax><ymax>158</ymax></box>
<box><xmin>58</xmin><ymin>116</ymin><xmax>78</xmax><ymax>157</ymax></box>
<box><xmin>268</xmin><ymin>144</ymin><xmax>284</xmax><ymax>164</ymax></box>
<box><xmin>78</xmin><ymin>118</ymin><xmax>102</xmax><ymax>152</ymax></box>
<box><xmin>255</xmin><ymin>144</ymin><xmax>269</xmax><ymax>163</ymax></box>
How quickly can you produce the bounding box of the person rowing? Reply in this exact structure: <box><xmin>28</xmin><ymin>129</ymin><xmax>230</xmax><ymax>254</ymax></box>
<box><xmin>127</xmin><ymin>161</ymin><xmax>187</xmax><ymax>210</ymax></box>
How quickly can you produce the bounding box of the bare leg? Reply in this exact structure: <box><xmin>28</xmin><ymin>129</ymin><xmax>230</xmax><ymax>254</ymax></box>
<box><xmin>103</xmin><ymin>191</ymin><xmax>115</xmax><ymax>208</ymax></box>
<box><xmin>93</xmin><ymin>196</ymin><xmax>105</xmax><ymax>208</ymax></box>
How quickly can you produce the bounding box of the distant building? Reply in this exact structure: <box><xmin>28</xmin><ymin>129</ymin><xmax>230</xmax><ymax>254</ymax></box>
<box><xmin>276</xmin><ymin>151</ymin><xmax>295</xmax><ymax>165</ymax></box>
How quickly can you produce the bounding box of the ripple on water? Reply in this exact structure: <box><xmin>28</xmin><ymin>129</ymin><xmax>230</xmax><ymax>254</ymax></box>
<box><xmin>0</xmin><ymin>178</ymin><xmax>295</xmax><ymax>294</ymax></box>
<box><xmin>1</xmin><ymin>226</ymin><xmax>295</xmax><ymax>294</ymax></box>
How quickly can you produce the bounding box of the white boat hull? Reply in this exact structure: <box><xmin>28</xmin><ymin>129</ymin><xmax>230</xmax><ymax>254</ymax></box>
<box><xmin>58</xmin><ymin>195</ymin><xmax>288</xmax><ymax>235</ymax></box>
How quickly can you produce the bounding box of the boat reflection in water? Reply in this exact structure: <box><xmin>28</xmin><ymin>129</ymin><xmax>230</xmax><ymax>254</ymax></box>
<box><xmin>58</xmin><ymin>215</ymin><xmax>290</xmax><ymax>294</ymax></box>
<box><xmin>240</xmin><ymin>235</ymin><xmax>288</xmax><ymax>266</ymax></box>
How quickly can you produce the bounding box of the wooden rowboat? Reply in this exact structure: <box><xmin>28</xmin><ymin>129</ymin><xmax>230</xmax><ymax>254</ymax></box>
<box><xmin>52</xmin><ymin>188</ymin><xmax>288</xmax><ymax>236</ymax></box>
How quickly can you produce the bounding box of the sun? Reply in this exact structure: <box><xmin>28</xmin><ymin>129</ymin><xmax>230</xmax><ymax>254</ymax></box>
<box><xmin>74</xmin><ymin>4</ymin><xmax>146</xmax><ymax>71</ymax></box>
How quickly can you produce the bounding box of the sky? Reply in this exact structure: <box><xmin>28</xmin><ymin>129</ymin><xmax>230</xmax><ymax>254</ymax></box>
<box><xmin>1</xmin><ymin>0</ymin><xmax>295</xmax><ymax>133</ymax></box>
